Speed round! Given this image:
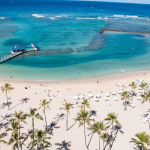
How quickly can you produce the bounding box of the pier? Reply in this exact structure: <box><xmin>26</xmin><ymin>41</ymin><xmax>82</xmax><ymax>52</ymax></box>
<box><xmin>100</xmin><ymin>29</ymin><xmax>150</xmax><ymax>34</ymax></box>
<box><xmin>0</xmin><ymin>43</ymin><xmax>38</xmax><ymax>64</ymax></box>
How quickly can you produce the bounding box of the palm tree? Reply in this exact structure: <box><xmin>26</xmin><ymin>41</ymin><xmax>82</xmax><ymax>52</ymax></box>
<box><xmin>9</xmin><ymin>111</ymin><xmax>28</xmax><ymax>150</ymax></box>
<box><xmin>129</xmin><ymin>81</ymin><xmax>137</xmax><ymax>90</ymax></box>
<box><xmin>101</xmin><ymin>133</ymin><xmax>110</xmax><ymax>150</ymax></box>
<box><xmin>121</xmin><ymin>91</ymin><xmax>130</xmax><ymax>110</ymax></box>
<box><xmin>141</xmin><ymin>90</ymin><xmax>150</xmax><ymax>104</ymax></box>
<box><xmin>60</xmin><ymin>103</ymin><xmax>74</xmax><ymax>131</ymax></box>
<box><xmin>29</xmin><ymin>129</ymin><xmax>51</xmax><ymax>150</ymax></box>
<box><xmin>6</xmin><ymin>120</ymin><xmax>20</xmax><ymax>137</ymax></box>
<box><xmin>27</xmin><ymin>108</ymin><xmax>43</xmax><ymax>140</ymax></box>
<box><xmin>75</xmin><ymin>109</ymin><xmax>93</xmax><ymax>149</ymax></box>
<box><xmin>129</xmin><ymin>81</ymin><xmax>137</xmax><ymax>100</ymax></box>
<box><xmin>39</xmin><ymin>99</ymin><xmax>50</xmax><ymax>130</ymax></box>
<box><xmin>88</xmin><ymin>121</ymin><xmax>109</xmax><ymax>150</ymax></box>
<box><xmin>105</xmin><ymin>112</ymin><xmax>120</xmax><ymax>130</ymax></box>
<box><xmin>105</xmin><ymin>112</ymin><xmax>121</xmax><ymax>150</ymax></box>
<box><xmin>129</xmin><ymin>132</ymin><xmax>150</xmax><ymax>150</ymax></box>
<box><xmin>0</xmin><ymin>132</ymin><xmax>7</xmax><ymax>144</ymax></box>
<box><xmin>1</xmin><ymin>83</ymin><xmax>13</xmax><ymax>110</ymax></box>
<box><xmin>140</xmin><ymin>82</ymin><xmax>148</xmax><ymax>95</ymax></box>
<box><xmin>8</xmin><ymin>132</ymin><xmax>25</xmax><ymax>150</ymax></box>
<box><xmin>78</xmin><ymin>99</ymin><xmax>91</xmax><ymax>110</ymax></box>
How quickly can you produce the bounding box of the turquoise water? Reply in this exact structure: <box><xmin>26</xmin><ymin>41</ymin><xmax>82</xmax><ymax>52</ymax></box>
<box><xmin>0</xmin><ymin>1</ymin><xmax>150</xmax><ymax>80</ymax></box>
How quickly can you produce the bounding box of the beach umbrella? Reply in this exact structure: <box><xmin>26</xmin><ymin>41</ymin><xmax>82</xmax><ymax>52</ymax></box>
<box><xmin>80</xmin><ymin>95</ymin><xmax>84</xmax><ymax>99</ymax></box>
<box><xmin>88</xmin><ymin>94</ymin><xmax>93</xmax><ymax>97</ymax></box>
<box><xmin>96</xmin><ymin>94</ymin><xmax>101</xmax><ymax>98</ymax></box>
<box><xmin>105</xmin><ymin>93</ymin><xmax>110</xmax><ymax>97</ymax></box>
<box><xmin>139</xmin><ymin>87</ymin><xmax>142</xmax><ymax>90</ymax></box>
<box><xmin>94</xmin><ymin>98</ymin><xmax>99</xmax><ymax>102</ymax></box>
<box><xmin>139</xmin><ymin>90</ymin><xmax>143</xmax><ymax>93</ymax></box>
<box><xmin>74</xmin><ymin>96</ymin><xmax>78</xmax><ymax>100</ymax></box>
<box><xmin>137</xmin><ymin>97</ymin><xmax>142</xmax><ymax>100</ymax></box>
<box><xmin>114</xmin><ymin>97</ymin><xmax>118</xmax><ymax>101</ymax></box>
<box><xmin>104</xmin><ymin>97</ymin><xmax>109</xmax><ymax>101</ymax></box>
<box><xmin>112</xmin><ymin>92</ymin><xmax>116</xmax><ymax>95</ymax></box>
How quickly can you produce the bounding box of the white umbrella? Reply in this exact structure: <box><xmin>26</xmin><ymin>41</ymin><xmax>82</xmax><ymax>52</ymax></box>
<box><xmin>131</xmin><ymin>89</ymin><xmax>135</xmax><ymax>92</ymax></box>
<box><xmin>139</xmin><ymin>90</ymin><xmax>143</xmax><ymax>93</ymax></box>
<box><xmin>88</xmin><ymin>94</ymin><xmax>93</xmax><ymax>97</ymax></box>
<box><xmin>105</xmin><ymin>93</ymin><xmax>110</xmax><ymax>97</ymax></box>
<box><xmin>104</xmin><ymin>97</ymin><xmax>109</xmax><ymax>101</ymax></box>
<box><xmin>114</xmin><ymin>97</ymin><xmax>118</xmax><ymax>101</ymax></box>
<box><xmin>118</xmin><ymin>90</ymin><xmax>123</xmax><ymax>94</ymax></box>
<box><xmin>139</xmin><ymin>87</ymin><xmax>142</xmax><ymax>90</ymax></box>
<box><xmin>126</xmin><ymin>89</ymin><xmax>130</xmax><ymax>92</ymax></box>
<box><xmin>74</xmin><ymin>96</ymin><xmax>78</xmax><ymax>100</ymax></box>
<box><xmin>96</xmin><ymin>94</ymin><xmax>101</xmax><ymax>98</ymax></box>
<box><xmin>94</xmin><ymin>98</ymin><xmax>99</xmax><ymax>102</ymax></box>
<box><xmin>137</xmin><ymin>97</ymin><xmax>142</xmax><ymax>100</ymax></box>
<box><xmin>80</xmin><ymin>95</ymin><xmax>84</xmax><ymax>99</ymax></box>
<box><xmin>112</xmin><ymin>92</ymin><xmax>116</xmax><ymax>95</ymax></box>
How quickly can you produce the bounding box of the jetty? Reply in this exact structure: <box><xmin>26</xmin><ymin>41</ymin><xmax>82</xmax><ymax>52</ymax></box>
<box><xmin>0</xmin><ymin>43</ymin><xmax>38</xmax><ymax>64</ymax></box>
<box><xmin>100</xmin><ymin>29</ymin><xmax>150</xmax><ymax>34</ymax></box>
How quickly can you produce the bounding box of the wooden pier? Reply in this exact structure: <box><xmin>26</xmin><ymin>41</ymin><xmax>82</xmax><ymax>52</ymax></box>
<box><xmin>0</xmin><ymin>52</ymin><xmax>25</xmax><ymax>64</ymax></box>
<box><xmin>100</xmin><ymin>29</ymin><xmax>150</xmax><ymax>34</ymax></box>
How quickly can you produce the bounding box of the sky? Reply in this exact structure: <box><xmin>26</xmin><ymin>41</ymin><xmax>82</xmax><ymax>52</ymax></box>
<box><xmin>86</xmin><ymin>0</ymin><xmax>150</xmax><ymax>4</ymax></box>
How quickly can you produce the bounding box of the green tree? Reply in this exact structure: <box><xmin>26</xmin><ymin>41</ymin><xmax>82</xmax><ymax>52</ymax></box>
<box><xmin>101</xmin><ymin>133</ymin><xmax>110</xmax><ymax>150</ymax></box>
<box><xmin>75</xmin><ymin>109</ymin><xmax>92</xmax><ymax>149</ymax></box>
<box><xmin>29</xmin><ymin>129</ymin><xmax>51</xmax><ymax>150</ymax></box>
<box><xmin>0</xmin><ymin>132</ymin><xmax>7</xmax><ymax>144</ymax></box>
<box><xmin>9</xmin><ymin>111</ymin><xmax>28</xmax><ymax>150</ymax></box>
<box><xmin>6</xmin><ymin>120</ymin><xmax>20</xmax><ymax>137</ymax></box>
<box><xmin>105</xmin><ymin>112</ymin><xmax>121</xmax><ymax>150</ymax></box>
<box><xmin>27</xmin><ymin>108</ymin><xmax>43</xmax><ymax>140</ymax></box>
<box><xmin>78</xmin><ymin>99</ymin><xmax>91</xmax><ymax>110</ymax></box>
<box><xmin>60</xmin><ymin>102</ymin><xmax>74</xmax><ymax>131</ymax></box>
<box><xmin>129</xmin><ymin>81</ymin><xmax>137</xmax><ymax>100</ymax></box>
<box><xmin>121</xmin><ymin>91</ymin><xmax>130</xmax><ymax>110</ymax></box>
<box><xmin>39</xmin><ymin>99</ymin><xmax>50</xmax><ymax>130</ymax></box>
<box><xmin>140</xmin><ymin>82</ymin><xmax>148</xmax><ymax>95</ymax></box>
<box><xmin>1</xmin><ymin>83</ymin><xmax>13</xmax><ymax>110</ymax></box>
<box><xmin>8</xmin><ymin>132</ymin><xmax>25</xmax><ymax>150</ymax></box>
<box><xmin>105</xmin><ymin>112</ymin><xmax>120</xmax><ymax>129</ymax></box>
<box><xmin>141</xmin><ymin>90</ymin><xmax>150</xmax><ymax>104</ymax></box>
<box><xmin>88</xmin><ymin>121</ymin><xmax>109</xmax><ymax>150</ymax></box>
<box><xmin>129</xmin><ymin>132</ymin><xmax>150</xmax><ymax>150</ymax></box>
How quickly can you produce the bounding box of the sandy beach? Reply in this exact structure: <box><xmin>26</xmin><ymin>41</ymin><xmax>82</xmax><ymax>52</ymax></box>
<box><xmin>0</xmin><ymin>71</ymin><xmax>150</xmax><ymax>150</ymax></box>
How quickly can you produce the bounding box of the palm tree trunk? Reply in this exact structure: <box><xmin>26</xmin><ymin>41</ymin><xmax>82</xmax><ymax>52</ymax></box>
<box><xmin>66</xmin><ymin>112</ymin><xmax>68</xmax><ymax>131</ymax></box>
<box><xmin>103</xmin><ymin>141</ymin><xmax>104</xmax><ymax>150</ymax></box>
<box><xmin>84</xmin><ymin>121</ymin><xmax>87</xmax><ymax>149</ymax></box>
<box><xmin>17</xmin><ymin>141</ymin><xmax>20</xmax><ymax>150</ymax></box>
<box><xmin>32</xmin><ymin>117</ymin><xmax>34</xmax><ymax>140</ymax></box>
<box><xmin>19</xmin><ymin>122</ymin><xmax>22</xmax><ymax>150</ymax></box>
<box><xmin>99</xmin><ymin>135</ymin><xmax>100</xmax><ymax>150</ymax></box>
<box><xmin>44</xmin><ymin>109</ymin><xmax>47</xmax><ymax>130</ymax></box>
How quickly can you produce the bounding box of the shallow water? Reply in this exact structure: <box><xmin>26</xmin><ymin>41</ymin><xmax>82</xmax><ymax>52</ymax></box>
<box><xmin>0</xmin><ymin>1</ymin><xmax>150</xmax><ymax>80</ymax></box>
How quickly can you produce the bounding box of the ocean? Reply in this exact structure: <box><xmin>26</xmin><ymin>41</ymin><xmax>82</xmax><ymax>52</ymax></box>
<box><xmin>0</xmin><ymin>0</ymin><xmax>150</xmax><ymax>80</ymax></box>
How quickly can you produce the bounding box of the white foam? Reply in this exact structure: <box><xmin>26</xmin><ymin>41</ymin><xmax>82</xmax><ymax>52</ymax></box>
<box><xmin>120</xmin><ymin>69</ymin><xmax>125</xmax><ymax>73</ymax></box>
<box><xmin>50</xmin><ymin>17</ymin><xmax>55</xmax><ymax>20</ymax></box>
<box><xmin>55</xmin><ymin>16</ymin><xmax>62</xmax><ymax>17</ymax></box>
<box><xmin>31</xmin><ymin>14</ymin><xmax>45</xmax><ymax>18</ymax></box>
<box><xmin>76</xmin><ymin>18</ymin><xmax>96</xmax><ymax>20</ymax></box>
<box><xmin>113</xmin><ymin>15</ymin><xmax>125</xmax><ymax>17</ymax></box>
<box><xmin>0</xmin><ymin>17</ymin><xmax>6</xmax><ymax>19</ymax></box>
<box><xmin>97</xmin><ymin>17</ymin><xmax>112</xmax><ymax>20</ymax></box>
<box><xmin>125</xmin><ymin>15</ymin><xmax>138</xmax><ymax>18</ymax></box>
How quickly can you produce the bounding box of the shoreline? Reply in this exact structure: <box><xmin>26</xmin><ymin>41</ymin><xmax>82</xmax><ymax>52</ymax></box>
<box><xmin>0</xmin><ymin>69</ymin><xmax>149</xmax><ymax>85</ymax></box>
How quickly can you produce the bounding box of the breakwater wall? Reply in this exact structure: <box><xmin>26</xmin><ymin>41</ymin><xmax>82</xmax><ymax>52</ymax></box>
<box><xmin>100</xmin><ymin>29</ymin><xmax>150</xmax><ymax>34</ymax></box>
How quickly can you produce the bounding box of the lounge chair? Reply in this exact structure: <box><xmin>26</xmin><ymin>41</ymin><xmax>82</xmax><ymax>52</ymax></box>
<box><xmin>142</xmin><ymin>118</ymin><xmax>146</xmax><ymax>123</ymax></box>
